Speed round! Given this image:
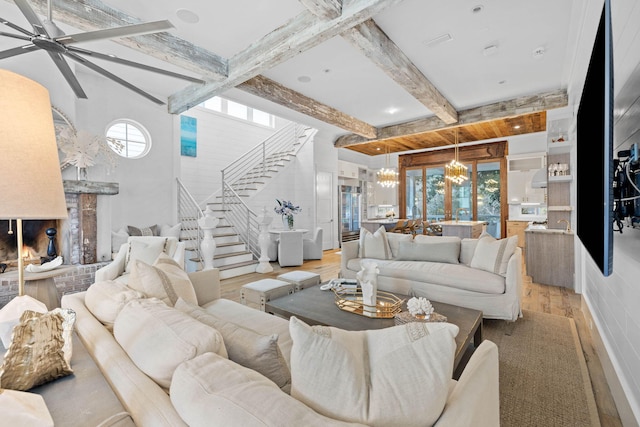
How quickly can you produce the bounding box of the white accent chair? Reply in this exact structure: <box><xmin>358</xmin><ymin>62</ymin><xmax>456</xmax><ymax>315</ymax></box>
<box><xmin>302</xmin><ymin>227</ymin><xmax>323</xmax><ymax>260</ymax></box>
<box><xmin>277</xmin><ymin>231</ymin><xmax>304</xmax><ymax>267</ymax></box>
<box><xmin>95</xmin><ymin>236</ymin><xmax>186</xmax><ymax>284</ymax></box>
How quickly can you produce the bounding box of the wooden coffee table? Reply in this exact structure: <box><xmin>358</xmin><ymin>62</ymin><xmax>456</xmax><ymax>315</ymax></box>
<box><xmin>265</xmin><ymin>284</ymin><xmax>483</xmax><ymax>377</ymax></box>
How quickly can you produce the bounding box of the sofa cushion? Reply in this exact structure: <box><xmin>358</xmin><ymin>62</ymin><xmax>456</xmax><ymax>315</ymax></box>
<box><xmin>124</xmin><ymin>238</ymin><xmax>166</xmax><ymax>274</ymax></box>
<box><xmin>111</xmin><ymin>228</ymin><xmax>129</xmax><ymax>252</ymax></box>
<box><xmin>171</xmin><ymin>352</ymin><xmax>364</xmax><ymax>427</ymax></box>
<box><xmin>347</xmin><ymin>258</ymin><xmax>506</xmax><ymax>294</ymax></box>
<box><xmin>84</xmin><ymin>280</ymin><xmax>145</xmax><ymax>330</ymax></box>
<box><xmin>175</xmin><ymin>298</ymin><xmax>291</xmax><ymax>391</ymax></box>
<box><xmin>358</xmin><ymin>226</ymin><xmax>391</xmax><ymax>260</ymax></box>
<box><xmin>288</xmin><ymin>316</ymin><xmax>458</xmax><ymax>427</ymax></box>
<box><xmin>113</xmin><ymin>298</ymin><xmax>227</xmax><ymax>389</ymax></box>
<box><xmin>0</xmin><ymin>308</ymin><xmax>76</xmax><ymax>391</ymax></box>
<box><xmin>460</xmin><ymin>238</ymin><xmax>479</xmax><ymax>266</ymax></box>
<box><xmin>160</xmin><ymin>223</ymin><xmax>182</xmax><ymax>239</ymax></box>
<box><xmin>470</xmin><ymin>235</ymin><xmax>518</xmax><ymax>277</ymax></box>
<box><xmin>128</xmin><ymin>253</ymin><xmax>198</xmax><ymax>306</ymax></box>
<box><xmin>395</xmin><ymin>240</ymin><xmax>460</xmax><ymax>264</ymax></box>
<box><xmin>202</xmin><ymin>298</ymin><xmax>293</xmax><ymax>367</ymax></box>
<box><xmin>385</xmin><ymin>232</ymin><xmax>413</xmax><ymax>258</ymax></box>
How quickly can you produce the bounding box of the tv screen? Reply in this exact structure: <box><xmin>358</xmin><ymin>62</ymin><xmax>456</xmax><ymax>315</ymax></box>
<box><xmin>576</xmin><ymin>0</ymin><xmax>614</xmax><ymax>276</ymax></box>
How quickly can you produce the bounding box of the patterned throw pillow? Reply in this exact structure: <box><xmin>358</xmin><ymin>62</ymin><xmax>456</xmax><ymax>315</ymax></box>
<box><xmin>470</xmin><ymin>235</ymin><xmax>518</xmax><ymax>276</ymax></box>
<box><xmin>127</xmin><ymin>224</ymin><xmax>158</xmax><ymax>236</ymax></box>
<box><xmin>0</xmin><ymin>308</ymin><xmax>76</xmax><ymax>391</ymax></box>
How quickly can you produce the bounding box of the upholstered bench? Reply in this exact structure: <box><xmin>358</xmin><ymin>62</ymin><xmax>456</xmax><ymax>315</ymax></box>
<box><xmin>240</xmin><ymin>279</ymin><xmax>294</xmax><ymax>311</ymax></box>
<box><xmin>277</xmin><ymin>270</ymin><xmax>321</xmax><ymax>292</ymax></box>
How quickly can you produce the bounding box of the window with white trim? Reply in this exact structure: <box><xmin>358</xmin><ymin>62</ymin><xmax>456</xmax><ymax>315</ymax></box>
<box><xmin>201</xmin><ymin>96</ymin><xmax>275</xmax><ymax>127</ymax></box>
<box><xmin>105</xmin><ymin>120</ymin><xmax>152</xmax><ymax>159</ymax></box>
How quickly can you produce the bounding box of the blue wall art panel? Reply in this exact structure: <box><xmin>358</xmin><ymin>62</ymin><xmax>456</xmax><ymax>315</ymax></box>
<box><xmin>180</xmin><ymin>115</ymin><xmax>197</xmax><ymax>157</ymax></box>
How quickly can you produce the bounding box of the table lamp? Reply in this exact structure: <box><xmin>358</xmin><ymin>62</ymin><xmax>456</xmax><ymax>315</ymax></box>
<box><xmin>0</xmin><ymin>70</ymin><xmax>68</xmax><ymax>322</ymax></box>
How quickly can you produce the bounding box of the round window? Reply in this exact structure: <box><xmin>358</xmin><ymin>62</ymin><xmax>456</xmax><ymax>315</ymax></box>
<box><xmin>105</xmin><ymin>119</ymin><xmax>151</xmax><ymax>159</ymax></box>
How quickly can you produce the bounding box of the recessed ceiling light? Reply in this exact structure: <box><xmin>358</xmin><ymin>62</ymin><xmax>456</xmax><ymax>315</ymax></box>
<box><xmin>424</xmin><ymin>33</ymin><xmax>453</xmax><ymax>48</ymax></box>
<box><xmin>386</xmin><ymin>107</ymin><xmax>399</xmax><ymax>115</ymax></box>
<box><xmin>514</xmin><ymin>125</ymin><xmax>521</xmax><ymax>129</ymax></box>
<box><xmin>483</xmin><ymin>44</ymin><xmax>499</xmax><ymax>56</ymax></box>
<box><xmin>176</xmin><ymin>9</ymin><xmax>199</xmax><ymax>24</ymax></box>
<box><xmin>498</xmin><ymin>80</ymin><xmax>507</xmax><ymax>85</ymax></box>
<box><xmin>472</xmin><ymin>5</ymin><xmax>484</xmax><ymax>14</ymax></box>
<box><xmin>323</xmin><ymin>68</ymin><xmax>331</xmax><ymax>74</ymax></box>
<box><xmin>297</xmin><ymin>76</ymin><xmax>311</xmax><ymax>83</ymax></box>
<box><xmin>376</xmin><ymin>147</ymin><xmax>381</xmax><ymax>151</ymax></box>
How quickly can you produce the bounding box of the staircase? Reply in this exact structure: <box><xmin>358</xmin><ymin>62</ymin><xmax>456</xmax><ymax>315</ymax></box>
<box><xmin>177</xmin><ymin>123</ymin><xmax>316</xmax><ymax>279</ymax></box>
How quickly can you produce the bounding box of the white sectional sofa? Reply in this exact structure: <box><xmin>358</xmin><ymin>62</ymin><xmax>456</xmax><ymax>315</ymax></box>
<box><xmin>341</xmin><ymin>228</ymin><xmax>523</xmax><ymax>321</ymax></box>
<box><xmin>62</xmin><ymin>267</ymin><xmax>501</xmax><ymax>427</ymax></box>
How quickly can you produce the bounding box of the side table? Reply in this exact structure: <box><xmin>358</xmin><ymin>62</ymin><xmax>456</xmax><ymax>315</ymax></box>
<box><xmin>22</xmin><ymin>267</ymin><xmax>75</xmax><ymax>310</ymax></box>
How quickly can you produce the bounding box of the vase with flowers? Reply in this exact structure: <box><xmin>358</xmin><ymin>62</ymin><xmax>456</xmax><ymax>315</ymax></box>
<box><xmin>274</xmin><ymin>199</ymin><xmax>301</xmax><ymax>230</ymax></box>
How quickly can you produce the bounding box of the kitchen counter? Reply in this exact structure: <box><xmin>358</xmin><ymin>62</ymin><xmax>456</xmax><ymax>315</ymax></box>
<box><xmin>525</xmin><ymin>229</ymin><xmax>574</xmax><ymax>288</ymax></box>
<box><xmin>361</xmin><ymin>218</ymin><xmax>404</xmax><ymax>233</ymax></box>
<box><xmin>432</xmin><ymin>220</ymin><xmax>487</xmax><ymax>239</ymax></box>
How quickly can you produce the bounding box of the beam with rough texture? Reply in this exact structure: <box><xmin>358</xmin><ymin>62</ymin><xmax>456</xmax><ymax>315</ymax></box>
<box><xmin>169</xmin><ymin>0</ymin><xmax>406</xmax><ymax>114</ymax></box>
<box><xmin>334</xmin><ymin>89</ymin><xmax>568</xmax><ymax>147</ymax></box>
<box><xmin>4</xmin><ymin>0</ymin><xmax>227</xmax><ymax>79</ymax></box>
<box><xmin>342</xmin><ymin>19</ymin><xmax>458</xmax><ymax>124</ymax></box>
<box><xmin>239</xmin><ymin>75</ymin><xmax>377</xmax><ymax>138</ymax></box>
<box><xmin>298</xmin><ymin>0</ymin><xmax>343</xmax><ymax>19</ymax></box>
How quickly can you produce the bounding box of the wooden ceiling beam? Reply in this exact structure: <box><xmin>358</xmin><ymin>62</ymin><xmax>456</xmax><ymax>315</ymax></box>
<box><xmin>168</xmin><ymin>0</ymin><xmax>406</xmax><ymax>114</ymax></box>
<box><xmin>334</xmin><ymin>88</ymin><xmax>568</xmax><ymax>147</ymax></box>
<box><xmin>298</xmin><ymin>0</ymin><xmax>343</xmax><ymax>19</ymax></box>
<box><xmin>9</xmin><ymin>0</ymin><xmax>227</xmax><ymax>79</ymax></box>
<box><xmin>238</xmin><ymin>75</ymin><xmax>377</xmax><ymax>138</ymax></box>
<box><xmin>341</xmin><ymin>19</ymin><xmax>458</xmax><ymax>124</ymax></box>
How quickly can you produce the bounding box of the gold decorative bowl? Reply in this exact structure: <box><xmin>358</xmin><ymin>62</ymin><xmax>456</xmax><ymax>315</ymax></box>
<box><xmin>332</xmin><ymin>285</ymin><xmax>404</xmax><ymax>318</ymax></box>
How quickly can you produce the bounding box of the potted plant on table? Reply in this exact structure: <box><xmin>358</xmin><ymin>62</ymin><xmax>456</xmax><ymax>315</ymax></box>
<box><xmin>274</xmin><ymin>199</ymin><xmax>301</xmax><ymax>230</ymax></box>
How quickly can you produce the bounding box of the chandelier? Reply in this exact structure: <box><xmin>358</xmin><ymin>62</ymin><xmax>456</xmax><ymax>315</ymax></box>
<box><xmin>377</xmin><ymin>145</ymin><xmax>399</xmax><ymax>188</ymax></box>
<box><xmin>445</xmin><ymin>128</ymin><xmax>468</xmax><ymax>185</ymax></box>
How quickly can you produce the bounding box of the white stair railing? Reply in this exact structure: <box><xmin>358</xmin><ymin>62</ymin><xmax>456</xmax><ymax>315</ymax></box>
<box><xmin>177</xmin><ymin>178</ymin><xmax>203</xmax><ymax>267</ymax></box>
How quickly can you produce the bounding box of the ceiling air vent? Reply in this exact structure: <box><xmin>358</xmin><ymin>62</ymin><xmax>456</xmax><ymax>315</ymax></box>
<box><xmin>424</xmin><ymin>33</ymin><xmax>453</xmax><ymax>48</ymax></box>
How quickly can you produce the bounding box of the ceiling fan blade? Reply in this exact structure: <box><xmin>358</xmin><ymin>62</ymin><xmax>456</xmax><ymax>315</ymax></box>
<box><xmin>65</xmin><ymin>50</ymin><xmax>165</xmax><ymax>105</ymax></box>
<box><xmin>0</xmin><ymin>43</ymin><xmax>37</xmax><ymax>59</ymax></box>
<box><xmin>47</xmin><ymin>51</ymin><xmax>87</xmax><ymax>98</ymax></box>
<box><xmin>67</xmin><ymin>45</ymin><xmax>204</xmax><ymax>84</ymax></box>
<box><xmin>1</xmin><ymin>16</ymin><xmax>36</xmax><ymax>37</ymax></box>
<box><xmin>56</xmin><ymin>20</ymin><xmax>174</xmax><ymax>45</ymax></box>
<box><xmin>13</xmin><ymin>0</ymin><xmax>49</xmax><ymax>36</ymax></box>
<box><xmin>0</xmin><ymin>30</ymin><xmax>32</xmax><ymax>41</ymax></box>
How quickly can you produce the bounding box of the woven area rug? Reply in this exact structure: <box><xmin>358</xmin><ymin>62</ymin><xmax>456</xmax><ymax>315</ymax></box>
<box><xmin>483</xmin><ymin>310</ymin><xmax>600</xmax><ymax>427</ymax></box>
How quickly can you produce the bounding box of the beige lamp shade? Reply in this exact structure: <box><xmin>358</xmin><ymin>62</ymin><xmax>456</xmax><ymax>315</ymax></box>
<box><xmin>0</xmin><ymin>70</ymin><xmax>67</xmax><ymax>220</ymax></box>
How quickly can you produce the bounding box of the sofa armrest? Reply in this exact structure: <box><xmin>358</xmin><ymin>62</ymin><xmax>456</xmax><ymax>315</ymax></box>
<box><xmin>188</xmin><ymin>269</ymin><xmax>221</xmax><ymax>306</ymax></box>
<box><xmin>95</xmin><ymin>243</ymin><xmax>128</xmax><ymax>282</ymax></box>
<box><xmin>173</xmin><ymin>241</ymin><xmax>186</xmax><ymax>270</ymax></box>
<box><xmin>505</xmin><ymin>247</ymin><xmax>523</xmax><ymax>316</ymax></box>
<box><xmin>434</xmin><ymin>340</ymin><xmax>500</xmax><ymax>427</ymax></box>
<box><xmin>340</xmin><ymin>240</ymin><xmax>359</xmax><ymax>276</ymax></box>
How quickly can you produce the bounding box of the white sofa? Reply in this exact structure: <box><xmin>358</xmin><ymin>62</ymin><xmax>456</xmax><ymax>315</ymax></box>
<box><xmin>341</xmin><ymin>230</ymin><xmax>523</xmax><ymax>321</ymax></box>
<box><xmin>62</xmin><ymin>268</ymin><xmax>500</xmax><ymax>427</ymax></box>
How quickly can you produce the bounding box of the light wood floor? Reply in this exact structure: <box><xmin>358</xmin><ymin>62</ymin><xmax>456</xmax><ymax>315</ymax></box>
<box><xmin>220</xmin><ymin>249</ymin><xmax>622</xmax><ymax>426</ymax></box>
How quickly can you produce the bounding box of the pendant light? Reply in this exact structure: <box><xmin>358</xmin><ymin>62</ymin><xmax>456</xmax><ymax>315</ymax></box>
<box><xmin>444</xmin><ymin>128</ymin><xmax>468</xmax><ymax>185</ymax></box>
<box><xmin>377</xmin><ymin>145</ymin><xmax>399</xmax><ymax>188</ymax></box>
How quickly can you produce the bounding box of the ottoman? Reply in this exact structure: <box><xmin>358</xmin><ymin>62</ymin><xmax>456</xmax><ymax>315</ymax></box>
<box><xmin>277</xmin><ymin>270</ymin><xmax>321</xmax><ymax>292</ymax></box>
<box><xmin>240</xmin><ymin>279</ymin><xmax>294</xmax><ymax>311</ymax></box>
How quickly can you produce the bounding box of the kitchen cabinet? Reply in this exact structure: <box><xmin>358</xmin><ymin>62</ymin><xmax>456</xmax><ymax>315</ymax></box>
<box><xmin>507</xmin><ymin>153</ymin><xmax>546</xmax><ymax>205</ymax></box>
<box><xmin>525</xmin><ymin>230</ymin><xmax>574</xmax><ymax>288</ymax></box>
<box><xmin>434</xmin><ymin>221</ymin><xmax>486</xmax><ymax>239</ymax></box>
<box><xmin>506</xmin><ymin>220</ymin><xmax>528</xmax><ymax>248</ymax></box>
<box><xmin>338</xmin><ymin>160</ymin><xmax>359</xmax><ymax>179</ymax></box>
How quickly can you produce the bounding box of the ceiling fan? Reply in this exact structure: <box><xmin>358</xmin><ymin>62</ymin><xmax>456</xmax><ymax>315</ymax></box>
<box><xmin>0</xmin><ymin>0</ymin><xmax>204</xmax><ymax>104</ymax></box>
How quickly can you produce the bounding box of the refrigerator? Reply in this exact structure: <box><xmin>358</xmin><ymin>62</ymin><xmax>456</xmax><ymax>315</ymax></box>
<box><xmin>339</xmin><ymin>185</ymin><xmax>362</xmax><ymax>243</ymax></box>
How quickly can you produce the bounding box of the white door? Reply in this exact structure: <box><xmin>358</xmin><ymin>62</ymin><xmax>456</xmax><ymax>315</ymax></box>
<box><xmin>316</xmin><ymin>170</ymin><xmax>334</xmax><ymax>249</ymax></box>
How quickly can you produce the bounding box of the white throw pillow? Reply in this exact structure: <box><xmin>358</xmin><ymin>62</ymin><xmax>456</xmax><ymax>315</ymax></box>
<box><xmin>124</xmin><ymin>238</ymin><xmax>166</xmax><ymax>274</ymax></box>
<box><xmin>460</xmin><ymin>238</ymin><xmax>479</xmax><ymax>266</ymax></box>
<box><xmin>470</xmin><ymin>235</ymin><xmax>518</xmax><ymax>276</ymax></box>
<box><xmin>395</xmin><ymin>240</ymin><xmax>460</xmax><ymax>264</ymax></box>
<box><xmin>289</xmin><ymin>316</ymin><xmax>458</xmax><ymax>427</ymax></box>
<box><xmin>128</xmin><ymin>253</ymin><xmax>198</xmax><ymax>306</ymax></box>
<box><xmin>111</xmin><ymin>228</ymin><xmax>129</xmax><ymax>252</ymax></box>
<box><xmin>175</xmin><ymin>298</ymin><xmax>291</xmax><ymax>391</ymax></box>
<box><xmin>113</xmin><ymin>298</ymin><xmax>227</xmax><ymax>389</ymax></box>
<box><xmin>84</xmin><ymin>280</ymin><xmax>145</xmax><ymax>330</ymax></box>
<box><xmin>385</xmin><ymin>232</ymin><xmax>413</xmax><ymax>258</ymax></box>
<box><xmin>358</xmin><ymin>226</ymin><xmax>391</xmax><ymax>260</ymax></box>
<box><xmin>160</xmin><ymin>223</ymin><xmax>182</xmax><ymax>239</ymax></box>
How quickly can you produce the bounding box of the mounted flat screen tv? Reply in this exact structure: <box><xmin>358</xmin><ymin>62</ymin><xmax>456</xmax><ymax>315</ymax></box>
<box><xmin>576</xmin><ymin>0</ymin><xmax>614</xmax><ymax>276</ymax></box>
